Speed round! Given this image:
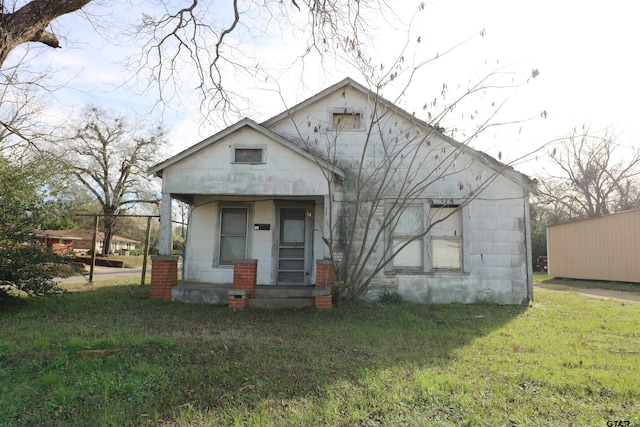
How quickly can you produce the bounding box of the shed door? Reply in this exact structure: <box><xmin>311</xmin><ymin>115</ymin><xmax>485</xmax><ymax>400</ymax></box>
<box><xmin>277</xmin><ymin>206</ymin><xmax>311</xmax><ymax>285</ymax></box>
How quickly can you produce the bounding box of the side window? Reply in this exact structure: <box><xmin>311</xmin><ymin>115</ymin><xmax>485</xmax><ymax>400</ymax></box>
<box><xmin>391</xmin><ymin>205</ymin><xmax>424</xmax><ymax>268</ymax></box>
<box><xmin>429</xmin><ymin>206</ymin><xmax>462</xmax><ymax>270</ymax></box>
<box><xmin>219</xmin><ymin>207</ymin><xmax>248</xmax><ymax>265</ymax></box>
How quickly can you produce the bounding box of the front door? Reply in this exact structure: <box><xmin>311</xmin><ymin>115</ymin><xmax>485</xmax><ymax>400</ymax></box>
<box><xmin>277</xmin><ymin>205</ymin><xmax>312</xmax><ymax>285</ymax></box>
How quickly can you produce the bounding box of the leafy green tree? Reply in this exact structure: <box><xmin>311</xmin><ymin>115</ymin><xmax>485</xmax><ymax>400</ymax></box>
<box><xmin>0</xmin><ymin>158</ymin><xmax>69</xmax><ymax>297</ymax></box>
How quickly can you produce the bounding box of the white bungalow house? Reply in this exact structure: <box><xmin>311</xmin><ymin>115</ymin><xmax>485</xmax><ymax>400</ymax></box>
<box><xmin>148</xmin><ymin>78</ymin><xmax>537</xmax><ymax>307</ymax></box>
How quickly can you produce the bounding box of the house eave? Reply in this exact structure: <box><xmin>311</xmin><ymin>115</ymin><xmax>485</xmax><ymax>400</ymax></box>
<box><xmin>148</xmin><ymin>118</ymin><xmax>346</xmax><ymax>180</ymax></box>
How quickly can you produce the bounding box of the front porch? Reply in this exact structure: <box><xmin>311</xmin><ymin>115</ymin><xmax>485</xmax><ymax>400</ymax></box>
<box><xmin>151</xmin><ymin>257</ymin><xmax>336</xmax><ymax>309</ymax></box>
<box><xmin>172</xmin><ymin>283</ymin><xmax>319</xmax><ymax>308</ymax></box>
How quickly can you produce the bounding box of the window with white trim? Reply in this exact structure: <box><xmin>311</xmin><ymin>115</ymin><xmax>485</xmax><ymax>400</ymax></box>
<box><xmin>391</xmin><ymin>205</ymin><xmax>424</xmax><ymax>268</ymax></box>
<box><xmin>219</xmin><ymin>207</ymin><xmax>248</xmax><ymax>265</ymax></box>
<box><xmin>429</xmin><ymin>206</ymin><xmax>462</xmax><ymax>270</ymax></box>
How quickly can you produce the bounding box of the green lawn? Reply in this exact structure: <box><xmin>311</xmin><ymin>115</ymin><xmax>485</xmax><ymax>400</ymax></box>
<box><xmin>1</xmin><ymin>280</ymin><xmax>638</xmax><ymax>426</ymax></box>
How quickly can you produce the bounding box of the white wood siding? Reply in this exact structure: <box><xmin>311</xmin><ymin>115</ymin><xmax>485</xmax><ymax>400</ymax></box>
<box><xmin>164</xmin><ymin>84</ymin><xmax>532</xmax><ymax>304</ymax></box>
<box><xmin>266</xmin><ymin>87</ymin><xmax>531</xmax><ymax>304</ymax></box>
<box><xmin>163</xmin><ymin>127</ymin><xmax>330</xmax><ymax>196</ymax></box>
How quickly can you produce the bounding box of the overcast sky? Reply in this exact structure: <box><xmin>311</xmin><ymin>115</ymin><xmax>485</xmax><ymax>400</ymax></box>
<box><xmin>15</xmin><ymin>0</ymin><xmax>640</xmax><ymax>176</ymax></box>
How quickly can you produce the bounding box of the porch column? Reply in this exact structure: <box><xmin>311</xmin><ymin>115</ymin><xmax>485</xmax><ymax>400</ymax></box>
<box><xmin>151</xmin><ymin>173</ymin><xmax>178</xmax><ymax>301</ymax></box>
<box><xmin>314</xmin><ymin>259</ymin><xmax>336</xmax><ymax>309</ymax></box>
<box><xmin>232</xmin><ymin>259</ymin><xmax>258</xmax><ymax>299</ymax></box>
<box><xmin>158</xmin><ymin>180</ymin><xmax>173</xmax><ymax>256</ymax></box>
<box><xmin>150</xmin><ymin>255</ymin><xmax>179</xmax><ymax>300</ymax></box>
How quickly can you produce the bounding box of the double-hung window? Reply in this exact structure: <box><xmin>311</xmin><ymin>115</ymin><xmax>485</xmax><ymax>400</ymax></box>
<box><xmin>429</xmin><ymin>206</ymin><xmax>462</xmax><ymax>270</ymax></box>
<box><xmin>391</xmin><ymin>205</ymin><xmax>424</xmax><ymax>269</ymax></box>
<box><xmin>219</xmin><ymin>207</ymin><xmax>248</xmax><ymax>265</ymax></box>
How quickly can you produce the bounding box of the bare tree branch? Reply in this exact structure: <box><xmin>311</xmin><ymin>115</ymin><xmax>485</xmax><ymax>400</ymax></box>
<box><xmin>0</xmin><ymin>0</ymin><xmax>92</xmax><ymax>67</ymax></box>
<box><xmin>53</xmin><ymin>105</ymin><xmax>166</xmax><ymax>255</ymax></box>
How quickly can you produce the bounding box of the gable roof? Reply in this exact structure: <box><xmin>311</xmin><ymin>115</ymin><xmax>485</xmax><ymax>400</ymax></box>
<box><xmin>262</xmin><ymin>77</ymin><xmax>537</xmax><ymax>193</ymax></box>
<box><xmin>148</xmin><ymin>118</ymin><xmax>345</xmax><ymax>180</ymax></box>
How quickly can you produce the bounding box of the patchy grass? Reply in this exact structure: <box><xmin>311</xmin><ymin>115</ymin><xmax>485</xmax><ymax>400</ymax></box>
<box><xmin>0</xmin><ymin>279</ymin><xmax>638</xmax><ymax>426</ymax></box>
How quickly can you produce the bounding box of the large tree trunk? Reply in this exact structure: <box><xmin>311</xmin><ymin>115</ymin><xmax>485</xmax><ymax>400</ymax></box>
<box><xmin>101</xmin><ymin>210</ymin><xmax>117</xmax><ymax>257</ymax></box>
<box><xmin>0</xmin><ymin>0</ymin><xmax>92</xmax><ymax>68</ymax></box>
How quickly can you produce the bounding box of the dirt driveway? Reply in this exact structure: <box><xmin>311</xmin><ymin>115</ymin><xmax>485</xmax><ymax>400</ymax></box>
<box><xmin>535</xmin><ymin>282</ymin><xmax>640</xmax><ymax>303</ymax></box>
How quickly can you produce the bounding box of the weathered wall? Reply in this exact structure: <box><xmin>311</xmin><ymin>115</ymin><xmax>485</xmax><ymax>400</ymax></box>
<box><xmin>548</xmin><ymin>209</ymin><xmax>640</xmax><ymax>283</ymax></box>
<box><xmin>267</xmin><ymin>87</ymin><xmax>532</xmax><ymax>304</ymax></box>
<box><xmin>183</xmin><ymin>197</ymin><xmax>327</xmax><ymax>285</ymax></box>
<box><xmin>165</xmin><ymin>84</ymin><xmax>532</xmax><ymax>304</ymax></box>
<box><xmin>163</xmin><ymin>127</ymin><xmax>329</xmax><ymax>196</ymax></box>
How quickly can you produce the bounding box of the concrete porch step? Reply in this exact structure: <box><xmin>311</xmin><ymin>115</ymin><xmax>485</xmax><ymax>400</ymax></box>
<box><xmin>172</xmin><ymin>283</ymin><xmax>321</xmax><ymax>308</ymax></box>
<box><xmin>247</xmin><ymin>298</ymin><xmax>315</xmax><ymax>309</ymax></box>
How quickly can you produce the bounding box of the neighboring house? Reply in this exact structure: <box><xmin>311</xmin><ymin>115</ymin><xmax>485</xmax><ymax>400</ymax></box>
<box><xmin>149</xmin><ymin>78</ymin><xmax>537</xmax><ymax>305</ymax></box>
<box><xmin>33</xmin><ymin>230</ymin><xmax>83</xmax><ymax>255</ymax></box>
<box><xmin>547</xmin><ymin>209</ymin><xmax>640</xmax><ymax>283</ymax></box>
<box><xmin>50</xmin><ymin>229</ymin><xmax>140</xmax><ymax>254</ymax></box>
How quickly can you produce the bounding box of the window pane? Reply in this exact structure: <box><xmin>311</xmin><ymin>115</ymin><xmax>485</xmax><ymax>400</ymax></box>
<box><xmin>332</xmin><ymin>113</ymin><xmax>361</xmax><ymax>130</ymax></box>
<box><xmin>279</xmin><ymin>248</ymin><xmax>305</xmax><ymax>258</ymax></box>
<box><xmin>432</xmin><ymin>238</ymin><xmax>461</xmax><ymax>269</ymax></box>
<box><xmin>221</xmin><ymin>208</ymin><xmax>247</xmax><ymax>234</ymax></box>
<box><xmin>234</xmin><ymin>148</ymin><xmax>263</xmax><ymax>163</ymax></box>
<box><xmin>393</xmin><ymin>238</ymin><xmax>422</xmax><ymax>268</ymax></box>
<box><xmin>280</xmin><ymin>209</ymin><xmax>306</xmax><ymax>244</ymax></box>
<box><xmin>281</xmin><ymin>218</ymin><xmax>305</xmax><ymax>244</ymax></box>
<box><xmin>220</xmin><ymin>236</ymin><xmax>246</xmax><ymax>264</ymax></box>
<box><xmin>396</xmin><ymin>205</ymin><xmax>423</xmax><ymax>235</ymax></box>
<box><xmin>429</xmin><ymin>207</ymin><xmax>461</xmax><ymax>237</ymax></box>
<box><xmin>279</xmin><ymin>259</ymin><xmax>305</xmax><ymax>270</ymax></box>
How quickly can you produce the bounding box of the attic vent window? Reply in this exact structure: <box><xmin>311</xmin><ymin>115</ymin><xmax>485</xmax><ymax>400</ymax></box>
<box><xmin>234</xmin><ymin>148</ymin><xmax>264</xmax><ymax>163</ymax></box>
<box><xmin>332</xmin><ymin>112</ymin><xmax>362</xmax><ymax>130</ymax></box>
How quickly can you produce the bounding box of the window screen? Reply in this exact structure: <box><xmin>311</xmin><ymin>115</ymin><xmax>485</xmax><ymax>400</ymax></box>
<box><xmin>234</xmin><ymin>148</ymin><xmax>263</xmax><ymax>163</ymax></box>
<box><xmin>392</xmin><ymin>205</ymin><xmax>423</xmax><ymax>268</ymax></box>
<box><xmin>429</xmin><ymin>207</ymin><xmax>462</xmax><ymax>269</ymax></box>
<box><xmin>219</xmin><ymin>207</ymin><xmax>247</xmax><ymax>265</ymax></box>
